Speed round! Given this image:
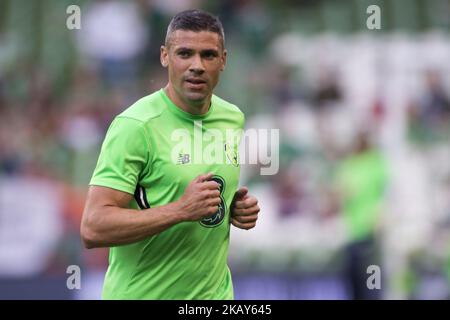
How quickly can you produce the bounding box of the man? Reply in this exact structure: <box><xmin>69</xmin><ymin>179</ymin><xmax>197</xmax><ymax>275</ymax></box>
<box><xmin>80</xmin><ymin>10</ymin><xmax>260</xmax><ymax>299</ymax></box>
<box><xmin>335</xmin><ymin>131</ymin><xmax>388</xmax><ymax>299</ymax></box>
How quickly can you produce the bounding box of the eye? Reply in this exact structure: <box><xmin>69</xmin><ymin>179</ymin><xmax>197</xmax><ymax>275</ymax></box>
<box><xmin>178</xmin><ymin>51</ymin><xmax>191</xmax><ymax>58</ymax></box>
<box><xmin>203</xmin><ymin>51</ymin><xmax>218</xmax><ymax>59</ymax></box>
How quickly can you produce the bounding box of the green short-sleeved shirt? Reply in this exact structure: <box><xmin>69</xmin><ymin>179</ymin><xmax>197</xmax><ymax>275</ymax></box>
<box><xmin>90</xmin><ymin>89</ymin><xmax>245</xmax><ymax>299</ymax></box>
<box><xmin>335</xmin><ymin>150</ymin><xmax>388</xmax><ymax>241</ymax></box>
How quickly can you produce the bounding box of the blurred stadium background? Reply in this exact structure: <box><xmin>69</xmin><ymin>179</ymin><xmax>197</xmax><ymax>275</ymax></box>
<box><xmin>0</xmin><ymin>0</ymin><xmax>449</xmax><ymax>299</ymax></box>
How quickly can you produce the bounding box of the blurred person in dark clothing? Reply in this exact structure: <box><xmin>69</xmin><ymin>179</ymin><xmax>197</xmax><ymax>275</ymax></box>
<box><xmin>407</xmin><ymin>70</ymin><xmax>450</xmax><ymax>143</ymax></box>
<box><xmin>312</xmin><ymin>68</ymin><xmax>343</xmax><ymax>112</ymax></box>
<box><xmin>421</xmin><ymin>71</ymin><xmax>450</xmax><ymax>127</ymax></box>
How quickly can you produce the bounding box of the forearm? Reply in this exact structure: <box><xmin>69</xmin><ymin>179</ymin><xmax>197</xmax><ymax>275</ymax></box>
<box><xmin>81</xmin><ymin>201</ymin><xmax>185</xmax><ymax>248</ymax></box>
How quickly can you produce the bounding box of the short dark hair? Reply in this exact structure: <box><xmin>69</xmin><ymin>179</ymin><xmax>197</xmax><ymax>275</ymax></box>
<box><xmin>165</xmin><ymin>9</ymin><xmax>225</xmax><ymax>48</ymax></box>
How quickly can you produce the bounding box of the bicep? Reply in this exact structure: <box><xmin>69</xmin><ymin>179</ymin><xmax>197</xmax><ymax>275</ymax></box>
<box><xmin>85</xmin><ymin>185</ymin><xmax>134</xmax><ymax>211</ymax></box>
<box><xmin>81</xmin><ymin>186</ymin><xmax>136</xmax><ymax>248</ymax></box>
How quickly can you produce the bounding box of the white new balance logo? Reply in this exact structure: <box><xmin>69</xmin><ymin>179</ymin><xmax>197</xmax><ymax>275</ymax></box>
<box><xmin>177</xmin><ymin>153</ymin><xmax>190</xmax><ymax>164</ymax></box>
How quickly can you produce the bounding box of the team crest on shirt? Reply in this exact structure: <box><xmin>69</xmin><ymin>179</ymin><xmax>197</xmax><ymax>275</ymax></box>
<box><xmin>224</xmin><ymin>143</ymin><xmax>239</xmax><ymax>167</ymax></box>
<box><xmin>200</xmin><ymin>176</ymin><xmax>226</xmax><ymax>228</ymax></box>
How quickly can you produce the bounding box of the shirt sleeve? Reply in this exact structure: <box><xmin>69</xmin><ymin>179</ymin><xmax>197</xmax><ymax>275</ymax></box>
<box><xmin>89</xmin><ymin>116</ymin><xmax>150</xmax><ymax>195</ymax></box>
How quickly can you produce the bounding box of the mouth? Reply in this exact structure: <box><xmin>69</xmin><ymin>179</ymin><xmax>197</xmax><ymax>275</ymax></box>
<box><xmin>185</xmin><ymin>78</ymin><xmax>207</xmax><ymax>89</ymax></box>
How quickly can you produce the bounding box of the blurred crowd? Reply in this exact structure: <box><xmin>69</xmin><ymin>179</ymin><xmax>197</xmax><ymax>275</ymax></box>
<box><xmin>0</xmin><ymin>0</ymin><xmax>449</xmax><ymax>299</ymax></box>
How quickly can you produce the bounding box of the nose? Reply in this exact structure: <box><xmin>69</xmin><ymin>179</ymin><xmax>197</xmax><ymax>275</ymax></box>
<box><xmin>189</xmin><ymin>54</ymin><xmax>205</xmax><ymax>75</ymax></box>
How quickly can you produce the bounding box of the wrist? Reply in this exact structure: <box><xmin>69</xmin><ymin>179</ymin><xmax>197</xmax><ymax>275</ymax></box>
<box><xmin>169</xmin><ymin>200</ymin><xmax>187</xmax><ymax>223</ymax></box>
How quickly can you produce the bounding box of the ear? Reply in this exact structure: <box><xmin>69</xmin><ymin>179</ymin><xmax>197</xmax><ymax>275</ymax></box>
<box><xmin>220</xmin><ymin>49</ymin><xmax>227</xmax><ymax>72</ymax></box>
<box><xmin>160</xmin><ymin>45</ymin><xmax>169</xmax><ymax>68</ymax></box>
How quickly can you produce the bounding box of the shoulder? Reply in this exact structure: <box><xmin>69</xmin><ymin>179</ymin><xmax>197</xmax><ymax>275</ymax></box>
<box><xmin>116</xmin><ymin>90</ymin><xmax>166</xmax><ymax>124</ymax></box>
<box><xmin>212</xmin><ymin>94</ymin><xmax>245</xmax><ymax>125</ymax></box>
<box><xmin>104</xmin><ymin>93</ymin><xmax>163</xmax><ymax>144</ymax></box>
<box><xmin>212</xmin><ymin>94</ymin><xmax>244</xmax><ymax>115</ymax></box>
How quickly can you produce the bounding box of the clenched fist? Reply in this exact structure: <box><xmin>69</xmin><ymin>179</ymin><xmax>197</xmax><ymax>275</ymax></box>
<box><xmin>231</xmin><ymin>187</ymin><xmax>260</xmax><ymax>230</ymax></box>
<box><xmin>176</xmin><ymin>173</ymin><xmax>221</xmax><ymax>222</ymax></box>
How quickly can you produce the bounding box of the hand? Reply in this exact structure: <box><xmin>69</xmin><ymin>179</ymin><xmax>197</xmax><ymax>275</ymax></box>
<box><xmin>231</xmin><ymin>187</ymin><xmax>259</xmax><ymax>230</ymax></box>
<box><xmin>176</xmin><ymin>173</ymin><xmax>221</xmax><ymax>222</ymax></box>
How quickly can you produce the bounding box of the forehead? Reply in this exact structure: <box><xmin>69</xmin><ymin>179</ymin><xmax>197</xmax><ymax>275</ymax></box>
<box><xmin>169</xmin><ymin>30</ymin><xmax>222</xmax><ymax>50</ymax></box>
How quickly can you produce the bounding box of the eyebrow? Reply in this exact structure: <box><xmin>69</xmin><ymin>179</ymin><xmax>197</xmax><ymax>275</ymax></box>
<box><xmin>175</xmin><ymin>47</ymin><xmax>220</xmax><ymax>54</ymax></box>
<box><xmin>202</xmin><ymin>49</ymin><xmax>219</xmax><ymax>55</ymax></box>
<box><xmin>175</xmin><ymin>47</ymin><xmax>193</xmax><ymax>52</ymax></box>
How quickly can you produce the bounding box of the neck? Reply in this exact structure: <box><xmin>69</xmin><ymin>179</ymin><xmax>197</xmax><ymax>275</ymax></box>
<box><xmin>164</xmin><ymin>84</ymin><xmax>211</xmax><ymax>115</ymax></box>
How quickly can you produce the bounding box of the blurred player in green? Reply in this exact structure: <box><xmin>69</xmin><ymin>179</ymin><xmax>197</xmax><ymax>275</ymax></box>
<box><xmin>81</xmin><ymin>10</ymin><xmax>260</xmax><ymax>299</ymax></box>
<box><xmin>335</xmin><ymin>131</ymin><xmax>388</xmax><ymax>299</ymax></box>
